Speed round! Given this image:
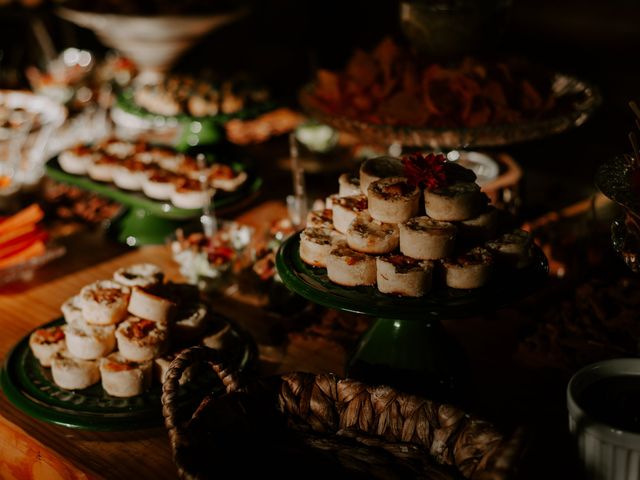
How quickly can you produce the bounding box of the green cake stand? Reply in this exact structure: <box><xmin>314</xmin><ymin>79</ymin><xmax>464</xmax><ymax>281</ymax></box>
<box><xmin>45</xmin><ymin>157</ymin><xmax>262</xmax><ymax>246</ymax></box>
<box><xmin>276</xmin><ymin>232</ymin><xmax>548</xmax><ymax>400</ymax></box>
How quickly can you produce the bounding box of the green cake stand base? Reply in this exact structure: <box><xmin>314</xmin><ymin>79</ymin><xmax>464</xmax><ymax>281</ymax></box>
<box><xmin>276</xmin><ymin>232</ymin><xmax>547</xmax><ymax>400</ymax></box>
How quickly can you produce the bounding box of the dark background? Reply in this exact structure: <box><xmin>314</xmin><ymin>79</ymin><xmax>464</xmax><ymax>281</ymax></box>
<box><xmin>2</xmin><ymin>0</ymin><xmax>638</xmax><ymax>215</ymax></box>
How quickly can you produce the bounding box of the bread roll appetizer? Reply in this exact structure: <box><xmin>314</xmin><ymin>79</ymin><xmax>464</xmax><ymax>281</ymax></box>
<box><xmin>399</xmin><ymin>217</ymin><xmax>457</xmax><ymax>260</ymax></box>
<box><xmin>86</xmin><ymin>154</ymin><xmax>120</xmax><ymax>182</ymax></box>
<box><xmin>376</xmin><ymin>255</ymin><xmax>433</xmax><ymax>297</ymax></box>
<box><xmin>170</xmin><ymin>178</ymin><xmax>209</xmax><ymax>209</ymax></box>
<box><xmin>359</xmin><ymin>156</ymin><xmax>403</xmax><ymax>195</ymax></box>
<box><xmin>306</xmin><ymin>209</ymin><xmax>333</xmax><ymax>229</ymax></box>
<box><xmin>113</xmin><ymin>263</ymin><xmax>164</xmax><ymax>289</ymax></box>
<box><xmin>486</xmin><ymin>229</ymin><xmax>533</xmax><ymax>268</ymax></box>
<box><xmin>50</xmin><ymin>350</ymin><xmax>100</xmax><ymax>390</ymax></box>
<box><xmin>79</xmin><ymin>280</ymin><xmax>130</xmax><ymax>326</ymax></box>
<box><xmin>332</xmin><ymin>194</ymin><xmax>368</xmax><ymax>234</ymax></box>
<box><xmin>29</xmin><ymin>326</ymin><xmax>66</xmax><ymax>367</ymax></box>
<box><xmin>443</xmin><ymin>247</ymin><xmax>494</xmax><ymax>289</ymax></box>
<box><xmin>208</xmin><ymin>164</ymin><xmax>247</xmax><ymax>192</ymax></box>
<box><xmin>326</xmin><ymin>241</ymin><xmax>376</xmax><ymax>287</ymax></box>
<box><xmin>367</xmin><ymin>177</ymin><xmax>420</xmax><ymax>223</ymax></box>
<box><xmin>100</xmin><ymin>352</ymin><xmax>152</xmax><ymax>397</ymax></box>
<box><xmin>127</xmin><ymin>286</ymin><xmax>175</xmax><ymax>323</ymax></box>
<box><xmin>424</xmin><ymin>182</ymin><xmax>482</xmax><ymax>221</ymax></box>
<box><xmin>112</xmin><ymin>157</ymin><xmax>148</xmax><ymax>191</ymax></box>
<box><xmin>299</xmin><ymin>227</ymin><xmax>339</xmax><ymax>268</ymax></box>
<box><xmin>61</xmin><ymin>295</ymin><xmax>85</xmax><ymax>327</ymax></box>
<box><xmin>338</xmin><ymin>173</ymin><xmax>361</xmax><ymax>197</ymax></box>
<box><xmin>346</xmin><ymin>213</ymin><xmax>399</xmax><ymax>254</ymax></box>
<box><xmin>142</xmin><ymin>169</ymin><xmax>178</xmax><ymax>201</ymax></box>
<box><xmin>173</xmin><ymin>302</ymin><xmax>209</xmax><ymax>344</ymax></box>
<box><xmin>64</xmin><ymin>322</ymin><xmax>116</xmax><ymax>360</ymax></box>
<box><xmin>116</xmin><ymin>316</ymin><xmax>168</xmax><ymax>362</ymax></box>
<box><xmin>458</xmin><ymin>206</ymin><xmax>499</xmax><ymax>241</ymax></box>
<box><xmin>58</xmin><ymin>145</ymin><xmax>94</xmax><ymax>175</ymax></box>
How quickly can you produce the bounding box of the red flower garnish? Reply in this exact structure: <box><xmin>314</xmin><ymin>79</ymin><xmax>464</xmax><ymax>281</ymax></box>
<box><xmin>402</xmin><ymin>153</ymin><xmax>448</xmax><ymax>190</ymax></box>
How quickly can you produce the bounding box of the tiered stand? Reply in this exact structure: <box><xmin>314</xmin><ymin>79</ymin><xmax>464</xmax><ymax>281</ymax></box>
<box><xmin>276</xmin><ymin>232</ymin><xmax>548</xmax><ymax>399</ymax></box>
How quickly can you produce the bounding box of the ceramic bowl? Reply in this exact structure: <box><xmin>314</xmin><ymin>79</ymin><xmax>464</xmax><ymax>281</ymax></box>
<box><xmin>57</xmin><ymin>7</ymin><xmax>246</xmax><ymax>73</ymax></box>
<box><xmin>567</xmin><ymin>358</ymin><xmax>640</xmax><ymax>480</ymax></box>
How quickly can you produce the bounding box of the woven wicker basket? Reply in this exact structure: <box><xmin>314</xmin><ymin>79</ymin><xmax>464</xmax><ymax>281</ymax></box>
<box><xmin>162</xmin><ymin>346</ymin><xmax>523</xmax><ymax>479</ymax></box>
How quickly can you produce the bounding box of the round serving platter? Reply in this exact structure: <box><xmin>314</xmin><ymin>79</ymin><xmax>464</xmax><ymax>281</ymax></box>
<box><xmin>276</xmin><ymin>232</ymin><xmax>548</xmax><ymax>321</ymax></box>
<box><xmin>299</xmin><ymin>72</ymin><xmax>601</xmax><ymax>149</ymax></box>
<box><xmin>114</xmin><ymin>90</ymin><xmax>278</xmax><ymax>150</ymax></box>
<box><xmin>0</xmin><ymin>315</ymin><xmax>256</xmax><ymax>431</ymax></box>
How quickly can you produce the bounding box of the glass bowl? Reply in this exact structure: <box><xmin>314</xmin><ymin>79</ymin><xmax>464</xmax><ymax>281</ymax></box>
<box><xmin>299</xmin><ymin>72</ymin><xmax>601</xmax><ymax>149</ymax></box>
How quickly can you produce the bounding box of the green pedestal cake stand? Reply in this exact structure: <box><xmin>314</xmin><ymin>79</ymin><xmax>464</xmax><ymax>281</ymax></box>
<box><xmin>45</xmin><ymin>157</ymin><xmax>262</xmax><ymax>246</ymax></box>
<box><xmin>276</xmin><ymin>232</ymin><xmax>548</xmax><ymax>400</ymax></box>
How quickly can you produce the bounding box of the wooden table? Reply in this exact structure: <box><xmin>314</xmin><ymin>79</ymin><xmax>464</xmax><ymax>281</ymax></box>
<box><xmin>0</xmin><ymin>201</ymin><xmax>347</xmax><ymax>480</ymax></box>
<box><xmin>0</xmin><ymin>198</ymin><xmax>587</xmax><ymax>479</ymax></box>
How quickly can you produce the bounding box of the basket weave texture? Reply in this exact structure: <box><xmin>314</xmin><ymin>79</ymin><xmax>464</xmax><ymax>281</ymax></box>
<box><xmin>162</xmin><ymin>346</ymin><xmax>521</xmax><ymax>479</ymax></box>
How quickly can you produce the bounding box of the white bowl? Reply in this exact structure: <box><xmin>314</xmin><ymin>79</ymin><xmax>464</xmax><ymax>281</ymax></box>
<box><xmin>567</xmin><ymin>358</ymin><xmax>640</xmax><ymax>480</ymax></box>
<box><xmin>57</xmin><ymin>7</ymin><xmax>246</xmax><ymax>73</ymax></box>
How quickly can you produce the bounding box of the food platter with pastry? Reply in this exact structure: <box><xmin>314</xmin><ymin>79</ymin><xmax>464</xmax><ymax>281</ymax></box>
<box><xmin>0</xmin><ymin>263</ymin><xmax>255</xmax><ymax>430</ymax></box>
<box><xmin>112</xmin><ymin>74</ymin><xmax>280</xmax><ymax>149</ymax></box>
<box><xmin>45</xmin><ymin>137</ymin><xmax>262</xmax><ymax>244</ymax></box>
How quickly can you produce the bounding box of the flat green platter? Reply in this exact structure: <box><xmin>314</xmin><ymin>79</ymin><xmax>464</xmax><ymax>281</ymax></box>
<box><xmin>115</xmin><ymin>90</ymin><xmax>278</xmax><ymax>150</ymax></box>
<box><xmin>45</xmin><ymin>157</ymin><xmax>262</xmax><ymax>220</ymax></box>
<box><xmin>276</xmin><ymin>232</ymin><xmax>549</xmax><ymax>321</ymax></box>
<box><xmin>0</xmin><ymin>316</ymin><xmax>256</xmax><ymax>431</ymax></box>
<box><xmin>45</xmin><ymin>157</ymin><xmax>262</xmax><ymax>245</ymax></box>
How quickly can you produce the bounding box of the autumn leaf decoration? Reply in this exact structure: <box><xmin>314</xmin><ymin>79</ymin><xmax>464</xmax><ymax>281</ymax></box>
<box><xmin>402</xmin><ymin>153</ymin><xmax>448</xmax><ymax>190</ymax></box>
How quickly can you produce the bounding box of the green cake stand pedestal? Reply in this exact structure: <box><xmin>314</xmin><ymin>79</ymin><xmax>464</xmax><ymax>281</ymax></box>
<box><xmin>276</xmin><ymin>232</ymin><xmax>548</xmax><ymax>400</ymax></box>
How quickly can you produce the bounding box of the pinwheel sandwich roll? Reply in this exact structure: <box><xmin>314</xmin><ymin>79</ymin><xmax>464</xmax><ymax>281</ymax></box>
<box><xmin>86</xmin><ymin>154</ymin><xmax>120</xmax><ymax>182</ymax></box>
<box><xmin>359</xmin><ymin>156</ymin><xmax>404</xmax><ymax>195</ymax></box>
<box><xmin>367</xmin><ymin>177</ymin><xmax>420</xmax><ymax>224</ymax></box>
<box><xmin>61</xmin><ymin>295</ymin><xmax>85</xmax><ymax>327</ymax></box>
<box><xmin>79</xmin><ymin>280</ymin><xmax>131</xmax><ymax>326</ymax></box>
<box><xmin>58</xmin><ymin>145</ymin><xmax>95</xmax><ymax>175</ymax></box>
<box><xmin>50</xmin><ymin>350</ymin><xmax>100</xmax><ymax>390</ymax></box>
<box><xmin>29</xmin><ymin>326</ymin><xmax>66</xmax><ymax>367</ymax></box>
<box><xmin>443</xmin><ymin>247</ymin><xmax>494</xmax><ymax>289</ymax></box>
<box><xmin>113</xmin><ymin>263</ymin><xmax>164</xmax><ymax>289</ymax></box>
<box><xmin>424</xmin><ymin>182</ymin><xmax>482</xmax><ymax>221</ymax></box>
<box><xmin>64</xmin><ymin>322</ymin><xmax>116</xmax><ymax>360</ymax></box>
<box><xmin>399</xmin><ymin>216</ymin><xmax>457</xmax><ymax>260</ymax></box>
<box><xmin>173</xmin><ymin>302</ymin><xmax>209</xmax><ymax>344</ymax></box>
<box><xmin>346</xmin><ymin>213</ymin><xmax>399</xmax><ymax>254</ymax></box>
<box><xmin>332</xmin><ymin>194</ymin><xmax>368</xmax><ymax>234</ymax></box>
<box><xmin>299</xmin><ymin>227</ymin><xmax>341</xmax><ymax>268</ymax></box>
<box><xmin>116</xmin><ymin>316</ymin><xmax>168</xmax><ymax>362</ymax></box>
<box><xmin>127</xmin><ymin>286</ymin><xmax>175</xmax><ymax>324</ymax></box>
<box><xmin>376</xmin><ymin>254</ymin><xmax>433</xmax><ymax>297</ymax></box>
<box><xmin>326</xmin><ymin>241</ymin><xmax>376</xmax><ymax>287</ymax></box>
<box><xmin>100</xmin><ymin>352</ymin><xmax>152</xmax><ymax>397</ymax></box>
<box><xmin>112</xmin><ymin>157</ymin><xmax>148</xmax><ymax>191</ymax></box>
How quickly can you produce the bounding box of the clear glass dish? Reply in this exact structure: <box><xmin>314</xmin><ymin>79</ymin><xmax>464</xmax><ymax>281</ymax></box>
<box><xmin>299</xmin><ymin>72</ymin><xmax>601</xmax><ymax>149</ymax></box>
